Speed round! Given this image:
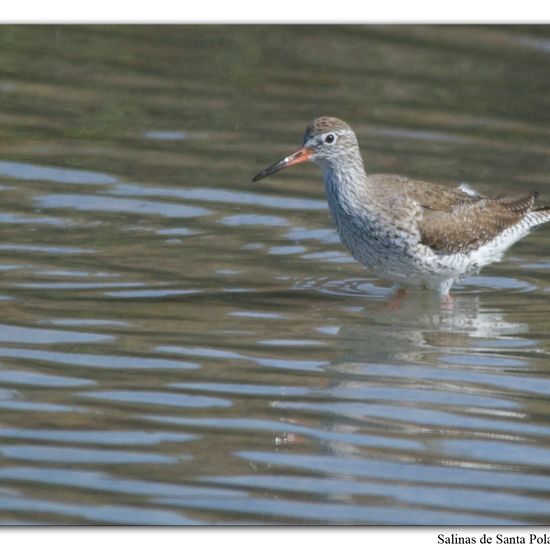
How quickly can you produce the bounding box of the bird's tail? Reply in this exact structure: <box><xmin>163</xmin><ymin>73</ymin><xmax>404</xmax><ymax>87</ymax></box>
<box><xmin>529</xmin><ymin>205</ymin><xmax>550</xmax><ymax>226</ymax></box>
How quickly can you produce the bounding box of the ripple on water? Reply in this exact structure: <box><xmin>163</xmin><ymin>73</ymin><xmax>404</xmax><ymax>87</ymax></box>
<box><xmin>35</xmin><ymin>194</ymin><xmax>211</xmax><ymax>218</ymax></box>
<box><xmin>202</xmin><ymin>473</ymin><xmax>550</xmax><ymax>522</ymax></box>
<box><xmin>0</xmin><ymin>160</ymin><xmax>118</xmax><ymax>185</ymax></box>
<box><xmin>0</xmin><ymin>213</ymin><xmax>66</xmax><ymax>226</ymax></box>
<box><xmin>79</xmin><ymin>390</ymin><xmax>231</xmax><ymax>409</ymax></box>
<box><xmin>316</xmin><ymin>278</ymin><xmax>390</xmax><ymax>298</ymax></box>
<box><xmin>258</xmin><ymin>339</ymin><xmax>326</xmax><ymax>347</ymax></box>
<box><xmin>285</xmin><ymin>227</ymin><xmax>340</xmax><ymax>244</ymax></box>
<box><xmin>0</xmin><ymin>323</ymin><xmax>113</xmax><ymax>345</ymax></box>
<box><xmin>0</xmin><ymin>244</ymin><xmax>95</xmax><ymax>255</ymax></box>
<box><xmin>157</xmin><ymin>346</ymin><xmax>245</xmax><ymax>360</ymax></box>
<box><xmin>46</xmin><ymin>318</ymin><xmax>128</xmax><ymax>328</ymax></box>
<box><xmin>300</xmin><ymin>251</ymin><xmax>354</xmax><ymax>263</ymax></box>
<box><xmin>0</xmin><ymin>400</ymin><xmax>83</xmax><ymax>413</ymax></box>
<box><xmin>169</xmin><ymin>382</ymin><xmax>311</xmax><ymax>397</ymax></box>
<box><xmin>358</xmin><ymin>363</ymin><xmax>550</xmax><ymax>399</ymax></box>
<box><xmin>156</xmin><ymin>345</ymin><xmax>328</xmax><ymax>372</ymax></box>
<box><xmin>0</xmin><ymin>348</ymin><xmax>199</xmax><ymax>370</ymax></box>
<box><xmin>237</xmin><ymin>450</ymin><xmax>550</xmax><ymax>492</ymax></box>
<box><xmin>221</xmin><ymin>214</ymin><xmax>289</xmax><ymax>227</ymax></box>
<box><xmin>111</xmin><ymin>183</ymin><xmax>326</xmax><ymax>211</ymax></box>
<box><xmin>155</xmin><ymin>228</ymin><xmax>199</xmax><ymax>237</ymax></box>
<box><xmin>0</xmin><ymin>370</ymin><xmax>93</xmax><ymax>388</ymax></box>
<box><xmin>442</xmin><ymin>353</ymin><xmax>527</xmax><ymax>367</ymax></box>
<box><xmin>279</xmin><ymin>399</ymin><xmax>550</xmax><ymax>439</ymax></box>
<box><xmin>268</xmin><ymin>246</ymin><xmax>306</xmax><ymax>255</ymax></box>
<box><xmin>105</xmin><ymin>289</ymin><xmax>202</xmax><ymax>299</ymax></box>
<box><xmin>313</xmin><ymin>385</ymin><xmax>517</xmax><ymax>409</ymax></box>
<box><xmin>0</xmin><ymin>494</ymin><xmax>197</xmax><ymax>525</ymax></box>
<box><xmin>0</xmin><ymin>429</ymin><xmax>196</xmax><ymax>446</ymax></box>
<box><xmin>442</xmin><ymin>440</ymin><xmax>550</xmax><ymax>468</ymax></box>
<box><xmin>141</xmin><ymin>414</ymin><xmax>422</xmax><ymax>452</ymax></box>
<box><xmin>153</xmin><ymin>493</ymin><xmax>512</xmax><ymax>525</ymax></box>
<box><xmin>18</xmin><ymin>282</ymin><xmax>144</xmax><ymax>290</ymax></box>
<box><xmin>0</xmin><ymin>445</ymin><xmax>180</xmax><ymax>464</ymax></box>
<box><xmin>143</xmin><ymin>130</ymin><xmax>188</xmax><ymax>141</ymax></box>
<box><xmin>0</xmin><ymin>466</ymin><xmax>245</xmax><ymax>499</ymax></box>
<box><xmin>460</xmin><ymin>275</ymin><xmax>537</xmax><ymax>292</ymax></box>
<box><xmin>228</xmin><ymin>310</ymin><xmax>286</xmax><ymax>320</ymax></box>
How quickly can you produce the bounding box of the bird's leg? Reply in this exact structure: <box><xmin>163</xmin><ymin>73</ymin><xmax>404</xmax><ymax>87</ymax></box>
<box><xmin>440</xmin><ymin>293</ymin><xmax>454</xmax><ymax>310</ymax></box>
<box><xmin>382</xmin><ymin>287</ymin><xmax>407</xmax><ymax>311</ymax></box>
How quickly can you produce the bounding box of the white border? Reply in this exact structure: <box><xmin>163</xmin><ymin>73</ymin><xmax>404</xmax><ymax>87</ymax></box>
<box><xmin>2</xmin><ymin>528</ymin><xmax>549</xmax><ymax>549</ymax></box>
<box><xmin>2</xmin><ymin>1</ymin><xmax>550</xmax><ymax>23</ymax></box>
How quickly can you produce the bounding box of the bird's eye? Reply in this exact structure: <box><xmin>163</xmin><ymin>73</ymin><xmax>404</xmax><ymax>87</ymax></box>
<box><xmin>324</xmin><ymin>133</ymin><xmax>335</xmax><ymax>144</ymax></box>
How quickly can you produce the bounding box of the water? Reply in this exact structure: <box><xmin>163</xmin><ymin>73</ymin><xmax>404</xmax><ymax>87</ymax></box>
<box><xmin>0</xmin><ymin>24</ymin><xmax>550</xmax><ymax>525</ymax></box>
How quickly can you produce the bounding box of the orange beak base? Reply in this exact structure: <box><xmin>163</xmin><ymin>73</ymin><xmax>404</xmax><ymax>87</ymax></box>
<box><xmin>252</xmin><ymin>147</ymin><xmax>312</xmax><ymax>182</ymax></box>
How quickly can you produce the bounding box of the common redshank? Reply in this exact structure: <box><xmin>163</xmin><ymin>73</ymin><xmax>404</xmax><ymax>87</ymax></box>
<box><xmin>252</xmin><ymin>116</ymin><xmax>550</xmax><ymax>300</ymax></box>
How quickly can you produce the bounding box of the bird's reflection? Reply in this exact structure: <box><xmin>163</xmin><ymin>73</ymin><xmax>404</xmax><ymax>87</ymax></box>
<box><xmin>273</xmin><ymin>284</ymin><xmax>533</xmax><ymax>455</ymax></box>
<box><xmin>341</xmin><ymin>290</ymin><xmax>529</xmax><ymax>363</ymax></box>
<box><xmin>308</xmin><ymin>289</ymin><xmax>532</xmax><ymax>460</ymax></box>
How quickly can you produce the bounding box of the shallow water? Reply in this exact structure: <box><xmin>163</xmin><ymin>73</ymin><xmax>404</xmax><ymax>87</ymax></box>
<box><xmin>0</xmin><ymin>25</ymin><xmax>550</xmax><ymax>524</ymax></box>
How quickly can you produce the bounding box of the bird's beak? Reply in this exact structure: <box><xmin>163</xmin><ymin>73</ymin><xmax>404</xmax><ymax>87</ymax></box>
<box><xmin>252</xmin><ymin>146</ymin><xmax>312</xmax><ymax>182</ymax></box>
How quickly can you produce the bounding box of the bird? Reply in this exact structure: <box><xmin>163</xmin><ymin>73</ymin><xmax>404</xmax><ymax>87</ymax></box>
<box><xmin>252</xmin><ymin>116</ymin><xmax>550</xmax><ymax>302</ymax></box>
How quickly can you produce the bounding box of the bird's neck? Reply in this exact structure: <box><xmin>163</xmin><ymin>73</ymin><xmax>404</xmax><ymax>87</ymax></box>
<box><xmin>321</xmin><ymin>152</ymin><xmax>373</xmax><ymax>216</ymax></box>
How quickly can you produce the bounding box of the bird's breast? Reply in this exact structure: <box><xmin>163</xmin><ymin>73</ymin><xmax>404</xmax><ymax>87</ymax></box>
<box><xmin>323</xmin><ymin>175</ymin><xmax>424</xmax><ymax>278</ymax></box>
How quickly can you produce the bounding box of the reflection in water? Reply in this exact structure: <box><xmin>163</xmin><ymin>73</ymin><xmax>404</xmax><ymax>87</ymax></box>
<box><xmin>341</xmin><ymin>292</ymin><xmax>530</xmax><ymax>362</ymax></box>
<box><xmin>0</xmin><ymin>25</ymin><xmax>549</xmax><ymax>524</ymax></box>
<box><xmin>222</xmin><ymin>293</ymin><xmax>550</xmax><ymax>524</ymax></box>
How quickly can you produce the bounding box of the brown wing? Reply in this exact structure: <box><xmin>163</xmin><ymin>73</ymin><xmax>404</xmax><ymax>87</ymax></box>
<box><xmin>418</xmin><ymin>192</ymin><xmax>538</xmax><ymax>254</ymax></box>
<box><xmin>369</xmin><ymin>174</ymin><xmax>482</xmax><ymax>211</ymax></box>
<box><xmin>367</xmin><ymin>175</ymin><xmax>537</xmax><ymax>255</ymax></box>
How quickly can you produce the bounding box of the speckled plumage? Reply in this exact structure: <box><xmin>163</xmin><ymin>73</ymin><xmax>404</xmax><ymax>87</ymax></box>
<box><xmin>253</xmin><ymin>116</ymin><xmax>550</xmax><ymax>296</ymax></box>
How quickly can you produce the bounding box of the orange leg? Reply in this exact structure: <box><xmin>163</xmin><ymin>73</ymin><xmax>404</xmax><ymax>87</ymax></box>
<box><xmin>440</xmin><ymin>293</ymin><xmax>454</xmax><ymax>310</ymax></box>
<box><xmin>382</xmin><ymin>287</ymin><xmax>407</xmax><ymax>311</ymax></box>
